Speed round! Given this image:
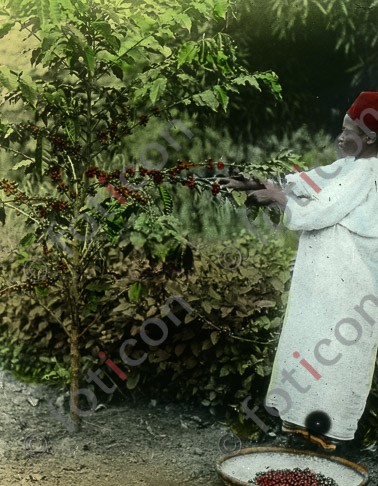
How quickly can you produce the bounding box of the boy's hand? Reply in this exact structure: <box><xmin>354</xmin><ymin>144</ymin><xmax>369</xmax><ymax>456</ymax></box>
<box><xmin>247</xmin><ymin>180</ymin><xmax>288</xmax><ymax>207</ymax></box>
<box><xmin>217</xmin><ymin>175</ymin><xmax>264</xmax><ymax>191</ymax></box>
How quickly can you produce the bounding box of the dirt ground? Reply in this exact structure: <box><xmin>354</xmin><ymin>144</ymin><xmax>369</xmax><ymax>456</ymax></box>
<box><xmin>0</xmin><ymin>370</ymin><xmax>376</xmax><ymax>486</ymax></box>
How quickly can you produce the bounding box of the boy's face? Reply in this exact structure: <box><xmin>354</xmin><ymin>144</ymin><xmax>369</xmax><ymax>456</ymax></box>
<box><xmin>337</xmin><ymin>114</ymin><xmax>376</xmax><ymax>158</ymax></box>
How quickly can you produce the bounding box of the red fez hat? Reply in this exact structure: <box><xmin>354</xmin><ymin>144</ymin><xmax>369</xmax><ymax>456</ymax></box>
<box><xmin>347</xmin><ymin>91</ymin><xmax>378</xmax><ymax>134</ymax></box>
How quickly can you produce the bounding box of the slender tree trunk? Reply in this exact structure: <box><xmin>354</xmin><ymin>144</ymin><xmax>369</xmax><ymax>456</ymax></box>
<box><xmin>68</xmin><ymin>26</ymin><xmax>94</xmax><ymax>432</ymax></box>
<box><xmin>68</xmin><ymin>247</ymin><xmax>82</xmax><ymax>432</ymax></box>
<box><xmin>66</xmin><ymin>211</ymin><xmax>85</xmax><ymax>431</ymax></box>
<box><xmin>69</xmin><ymin>316</ymin><xmax>80</xmax><ymax>431</ymax></box>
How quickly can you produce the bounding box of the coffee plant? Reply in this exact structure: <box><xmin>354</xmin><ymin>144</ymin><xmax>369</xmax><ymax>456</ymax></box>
<box><xmin>0</xmin><ymin>0</ymin><xmax>282</xmax><ymax>430</ymax></box>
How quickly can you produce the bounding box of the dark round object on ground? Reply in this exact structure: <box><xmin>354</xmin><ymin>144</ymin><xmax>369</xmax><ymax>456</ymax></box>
<box><xmin>305</xmin><ymin>411</ymin><xmax>332</xmax><ymax>435</ymax></box>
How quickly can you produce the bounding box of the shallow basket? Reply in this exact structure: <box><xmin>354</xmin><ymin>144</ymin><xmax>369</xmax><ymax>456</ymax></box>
<box><xmin>216</xmin><ymin>446</ymin><xmax>369</xmax><ymax>486</ymax></box>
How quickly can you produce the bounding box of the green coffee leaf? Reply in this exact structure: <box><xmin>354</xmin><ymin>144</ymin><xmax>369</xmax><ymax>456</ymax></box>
<box><xmin>128</xmin><ymin>282</ymin><xmax>144</xmax><ymax>302</ymax></box>
<box><xmin>177</xmin><ymin>41</ymin><xmax>198</xmax><ymax>67</ymax></box>
<box><xmin>0</xmin><ymin>20</ymin><xmax>14</xmax><ymax>39</ymax></box>
<box><xmin>0</xmin><ymin>67</ymin><xmax>18</xmax><ymax>91</ymax></box>
<box><xmin>177</xmin><ymin>13</ymin><xmax>192</xmax><ymax>32</ymax></box>
<box><xmin>19</xmin><ymin>74</ymin><xmax>38</xmax><ymax>107</ymax></box>
<box><xmin>193</xmin><ymin>89</ymin><xmax>219</xmax><ymax>111</ymax></box>
<box><xmin>213</xmin><ymin>0</ymin><xmax>228</xmax><ymax>20</ymax></box>
<box><xmin>11</xmin><ymin>160</ymin><xmax>35</xmax><ymax>171</ymax></box>
<box><xmin>83</xmin><ymin>45</ymin><xmax>95</xmax><ymax>73</ymax></box>
<box><xmin>149</xmin><ymin>77</ymin><xmax>167</xmax><ymax>105</ymax></box>
<box><xmin>20</xmin><ymin>233</ymin><xmax>36</xmax><ymax>247</ymax></box>
<box><xmin>233</xmin><ymin>74</ymin><xmax>261</xmax><ymax>90</ymax></box>
<box><xmin>126</xmin><ymin>372</ymin><xmax>140</xmax><ymax>390</ymax></box>
<box><xmin>214</xmin><ymin>85</ymin><xmax>229</xmax><ymax>111</ymax></box>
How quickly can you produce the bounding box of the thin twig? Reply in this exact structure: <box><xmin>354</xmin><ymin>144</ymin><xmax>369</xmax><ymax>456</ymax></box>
<box><xmin>0</xmin><ymin>283</ymin><xmax>22</xmax><ymax>296</ymax></box>
<box><xmin>26</xmin><ymin>292</ymin><xmax>70</xmax><ymax>337</ymax></box>
<box><xmin>78</xmin><ymin>313</ymin><xmax>101</xmax><ymax>338</ymax></box>
<box><xmin>67</xmin><ymin>155</ymin><xmax>79</xmax><ymax>195</ymax></box>
<box><xmin>0</xmin><ymin>144</ymin><xmax>35</xmax><ymax>162</ymax></box>
<box><xmin>2</xmin><ymin>202</ymin><xmax>40</xmax><ymax>225</ymax></box>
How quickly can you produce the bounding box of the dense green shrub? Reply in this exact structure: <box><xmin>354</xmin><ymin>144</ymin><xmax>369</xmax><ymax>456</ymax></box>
<box><xmin>0</xmin><ymin>222</ymin><xmax>293</xmax><ymax>413</ymax></box>
<box><xmin>0</xmin><ymin>241</ymin><xmax>70</xmax><ymax>383</ymax></box>
<box><xmin>104</xmin><ymin>229</ymin><xmax>292</xmax><ymax>397</ymax></box>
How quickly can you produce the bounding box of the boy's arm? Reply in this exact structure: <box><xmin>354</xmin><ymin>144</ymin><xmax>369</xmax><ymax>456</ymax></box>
<box><xmin>217</xmin><ymin>175</ymin><xmax>288</xmax><ymax>209</ymax></box>
<box><xmin>247</xmin><ymin>181</ymin><xmax>288</xmax><ymax>210</ymax></box>
<box><xmin>217</xmin><ymin>175</ymin><xmax>265</xmax><ymax>191</ymax></box>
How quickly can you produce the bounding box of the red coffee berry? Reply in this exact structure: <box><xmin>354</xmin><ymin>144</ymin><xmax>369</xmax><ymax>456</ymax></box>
<box><xmin>253</xmin><ymin>467</ymin><xmax>338</xmax><ymax>486</ymax></box>
<box><xmin>184</xmin><ymin>176</ymin><xmax>196</xmax><ymax>189</ymax></box>
<box><xmin>139</xmin><ymin>114</ymin><xmax>149</xmax><ymax>126</ymax></box>
<box><xmin>211</xmin><ymin>181</ymin><xmax>221</xmax><ymax>196</ymax></box>
<box><xmin>86</xmin><ymin>167</ymin><xmax>98</xmax><ymax>178</ymax></box>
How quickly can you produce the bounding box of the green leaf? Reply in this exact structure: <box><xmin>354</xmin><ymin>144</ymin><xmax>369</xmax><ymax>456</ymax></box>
<box><xmin>133</xmin><ymin>83</ymin><xmax>150</xmax><ymax>103</ymax></box>
<box><xmin>158</xmin><ymin>186</ymin><xmax>173</xmax><ymax>214</ymax></box>
<box><xmin>232</xmin><ymin>191</ymin><xmax>247</xmax><ymax>206</ymax></box>
<box><xmin>12</xmin><ymin>160</ymin><xmax>35</xmax><ymax>171</ymax></box>
<box><xmin>0</xmin><ymin>20</ymin><xmax>15</xmax><ymax>39</ymax></box>
<box><xmin>130</xmin><ymin>232</ymin><xmax>146</xmax><ymax>249</ymax></box>
<box><xmin>270</xmin><ymin>276</ymin><xmax>284</xmax><ymax>292</ymax></box>
<box><xmin>175</xmin><ymin>343</ymin><xmax>186</xmax><ymax>357</ymax></box>
<box><xmin>93</xmin><ymin>21</ymin><xmax>120</xmax><ymax>51</ymax></box>
<box><xmin>128</xmin><ymin>282</ymin><xmax>144</xmax><ymax>302</ymax></box>
<box><xmin>20</xmin><ymin>233</ymin><xmax>35</xmax><ymax>247</ymax></box>
<box><xmin>210</xmin><ymin>331</ymin><xmax>220</xmax><ymax>345</ymax></box>
<box><xmin>213</xmin><ymin>0</ymin><xmax>229</xmax><ymax>20</ymax></box>
<box><xmin>19</xmin><ymin>75</ymin><xmax>38</xmax><ymax>107</ymax></box>
<box><xmin>65</xmin><ymin>119</ymin><xmax>77</xmax><ymax>143</ymax></box>
<box><xmin>214</xmin><ymin>85</ymin><xmax>229</xmax><ymax>111</ymax></box>
<box><xmin>201</xmin><ymin>300</ymin><xmax>213</xmax><ymax>313</ymax></box>
<box><xmin>149</xmin><ymin>77</ymin><xmax>167</xmax><ymax>105</ymax></box>
<box><xmin>0</xmin><ymin>67</ymin><xmax>18</xmax><ymax>91</ymax></box>
<box><xmin>177</xmin><ymin>41</ymin><xmax>198</xmax><ymax>67</ymax></box>
<box><xmin>35</xmin><ymin>285</ymin><xmax>48</xmax><ymax>299</ymax></box>
<box><xmin>83</xmin><ymin>45</ymin><xmax>95</xmax><ymax>73</ymax></box>
<box><xmin>93</xmin><ymin>20</ymin><xmax>112</xmax><ymax>37</ymax></box>
<box><xmin>192</xmin><ymin>2</ymin><xmax>207</xmax><ymax>14</ymax></box>
<box><xmin>255</xmin><ymin>299</ymin><xmax>276</xmax><ymax>309</ymax></box>
<box><xmin>193</xmin><ymin>89</ymin><xmax>219</xmax><ymax>111</ymax></box>
<box><xmin>131</xmin><ymin>13</ymin><xmax>155</xmax><ymax>32</ymax></box>
<box><xmin>177</xmin><ymin>13</ymin><xmax>192</xmax><ymax>32</ymax></box>
<box><xmin>49</xmin><ymin>0</ymin><xmax>62</xmax><ymax>24</ymax></box>
<box><xmin>255</xmin><ymin>71</ymin><xmax>282</xmax><ymax>100</ymax></box>
<box><xmin>126</xmin><ymin>372</ymin><xmax>140</xmax><ymax>390</ymax></box>
<box><xmin>40</xmin><ymin>0</ymin><xmax>50</xmax><ymax>28</ymax></box>
<box><xmin>202</xmin><ymin>339</ymin><xmax>213</xmax><ymax>351</ymax></box>
<box><xmin>220</xmin><ymin>365</ymin><xmax>230</xmax><ymax>377</ymax></box>
<box><xmin>233</xmin><ymin>74</ymin><xmax>261</xmax><ymax>90</ymax></box>
<box><xmin>63</xmin><ymin>24</ymin><xmax>86</xmax><ymax>46</ymax></box>
<box><xmin>85</xmin><ymin>281</ymin><xmax>109</xmax><ymax>292</ymax></box>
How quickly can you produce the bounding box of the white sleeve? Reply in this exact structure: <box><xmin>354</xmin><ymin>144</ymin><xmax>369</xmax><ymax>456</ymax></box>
<box><xmin>284</xmin><ymin>162</ymin><xmax>375</xmax><ymax>231</ymax></box>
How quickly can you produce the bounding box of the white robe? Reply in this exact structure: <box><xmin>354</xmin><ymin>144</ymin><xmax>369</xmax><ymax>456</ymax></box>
<box><xmin>265</xmin><ymin>156</ymin><xmax>378</xmax><ymax>440</ymax></box>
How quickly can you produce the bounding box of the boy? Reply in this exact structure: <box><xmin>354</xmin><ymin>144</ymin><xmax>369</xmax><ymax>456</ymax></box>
<box><xmin>219</xmin><ymin>92</ymin><xmax>378</xmax><ymax>450</ymax></box>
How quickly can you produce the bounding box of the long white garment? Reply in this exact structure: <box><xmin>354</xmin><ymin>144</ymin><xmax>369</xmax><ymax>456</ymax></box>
<box><xmin>265</xmin><ymin>156</ymin><xmax>378</xmax><ymax>440</ymax></box>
